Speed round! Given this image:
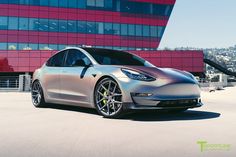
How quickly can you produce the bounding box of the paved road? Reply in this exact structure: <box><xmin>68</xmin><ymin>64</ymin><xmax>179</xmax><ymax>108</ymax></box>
<box><xmin>0</xmin><ymin>88</ymin><xmax>235</xmax><ymax>157</ymax></box>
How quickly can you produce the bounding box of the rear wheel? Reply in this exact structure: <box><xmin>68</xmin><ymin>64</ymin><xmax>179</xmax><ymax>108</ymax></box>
<box><xmin>94</xmin><ymin>78</ymin><xmax>123</xmax><ymax>118</ymax></box>
<box><xmin>31</xmin><ymin>81</ymin><xmax>46</xmax><ymax>107</ymax></box>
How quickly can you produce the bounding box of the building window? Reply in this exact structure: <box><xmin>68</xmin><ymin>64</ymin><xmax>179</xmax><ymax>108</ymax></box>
<box><xmin>96</xmin><ymin>0</ymin><xmax>104</xmax><ymax>7</ymax></box>
<box><xmin>78</xmin><ymin>0</ymin><xmax>86</xmax><ymax>8</ymax></box>
<box><xmin>87</xmin><ymin>22</ymin><xmax>96</xmax><ymax>34</ymax></box>
<box><xmin>0</xmin><ymin>17</ymin><xmax>8</xmax><ymax>30</ymax></box>
<box><xmin>143</xmin><ymin>25</ymin><xmax>150</xmax><ymax>37</ymax></box>
<box><xmin>128</xmin><ymin>24</ymin><xmax>135</xmax><ymax>36</ymax></box>
<box><xmin>68</xmin><ymin>0</ymin><xmax>77</xmax><ymax>8</ymax></box>
<box><xmin>121</xmin><ymin>24</ymin><xmax>127</xmax><ymax>36</ymax></box>
<box><xmin>135</xmin><ymin>25</ymin><xmax>142</xmax><ymax>36</ymax></box>
<box><xmin>8</xmin><ymin>17</ymin><xmax>18</xmax><ymax>30</ymax></box>
<box><xmin>0</xmin><ymin>43</ymin><xmax>7</xmax><ymax>50</ymax></box>
<box><xmin>29</xmin><ymin>0</ymin><xmax>40</xmax><ymax>5</ymax></box>
<box><xmin>19</xmin><ymin>18</ymin><xmax>29</xmax><ymax>30</ymax></box>
<box><xmin>29</xmin><ymin>18</ymin><xmax>39</xmax><ymax>31</ymax></box>
<box><xmin>77</xmin><ymin>21</ymin><xmax>86</xmax><ymax>33</ymax></box>
<box><xmin>38</xmin><ymin>18</ymin><xmax>48</xmax><ymax>31</ymax></box>
<box><xmin>104</xmin><ymin>23</ymin><xmax>112</xmax><ymax>34</ymax></box>
<box><xmin>150</xmin><ymin>26</ymin><xmax>158</xmax><ymax>37</ymax></box>
<box><xmin>8</xmin><ymin>43</ymin><xmax>18</xmax><ymax>50</ymax></box>
<box><xmin>104</xmin><ymin>0</ymin><xmax>112</xmax><ymax>8</ymax></box>
<box><xmin>68</xmin><ymin>20</ymin><xmax>77</xmax><ymax>33</ymax></box>
<box><xmin>59</xmin><ymin>20</ymin><xmax>67</xmax><ymax>32</ymax></box>
<box><xmin>158</xmin><ymin>26</ymin><xmax>164</xmax><ymax>38</ymax></box>
<box><xmin>59</xmin><ymin>0</ymin><xmax>67</xmax><ymax>8</ymax></box>
<box><xmin>40</xmin><ymin>0</ymin><xmax>48</xmax><ymax>6</ymax></box>
<box><xmin>49</xmin><ymin>0</ymin><xmax>58</xmax><ymax>7</ymax></box>
<box><xmin>87</xmin><ymin>0</ymin><xmax>95</xmax><ymax>6</ymax></box>
<box><xmin>113</xmin><ymin>23</ymin><xmax>120</xmax><ymax>35</ymax></box>
<box><xmin>49</xmin><ymin>19</ymin><xmax>58</xmax><ymax>32</ymax></box>
<box><xmin>97</xmin><ymin>22</ymin><xmax>104</xmax><ymax>34</ymax></box>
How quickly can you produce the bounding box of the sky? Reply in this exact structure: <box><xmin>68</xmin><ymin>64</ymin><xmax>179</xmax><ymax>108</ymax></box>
<box><xmin>159</xmin><ymin>0</ymin><xmax>236</xmax><ymax>49</ymax></box>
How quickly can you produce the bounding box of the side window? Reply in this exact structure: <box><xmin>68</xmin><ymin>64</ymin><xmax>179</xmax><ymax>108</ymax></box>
<box><xmin>65</xmin><ymin>49</ymin><xmax>91</xmax><ymax>67</ymax></box>
<box><xmin>47</xmin><ymin>50</ymin><xmax>67</xmax><ymax>67</ymax></box>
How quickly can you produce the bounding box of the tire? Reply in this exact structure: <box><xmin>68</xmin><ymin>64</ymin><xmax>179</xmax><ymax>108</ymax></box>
<box><xmin>94</xmin><ymin>77</ymin><xmax>123</xmax><ymax>118</ymax></box>
<box><xmin>31</xmin><ymin>80</ymin><xmax>46</xmax><ymax>107</ymax></box>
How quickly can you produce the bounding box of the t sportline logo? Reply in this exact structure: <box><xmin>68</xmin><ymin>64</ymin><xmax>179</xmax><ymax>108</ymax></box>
<box><xmin>197</xmin><ymin>141</ymin><xmax>231</xmax><ymax>152</ymax></box>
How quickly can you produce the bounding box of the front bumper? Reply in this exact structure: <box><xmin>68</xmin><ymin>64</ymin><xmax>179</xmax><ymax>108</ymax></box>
<box><xmin>123</xmin><ymin>98</ymin><xmax>203</xmax><ymax>110</ymax></box>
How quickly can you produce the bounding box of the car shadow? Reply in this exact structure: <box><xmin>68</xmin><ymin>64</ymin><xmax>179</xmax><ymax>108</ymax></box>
<box><xmin>121</xmin><ymin>110</ymin><xmax>221</xmax><ymax>122</ymax></box>
<box><xmin>44</xmin><ymin>104</ymin><xmax>220</xmax><ymax>122</ymax></box>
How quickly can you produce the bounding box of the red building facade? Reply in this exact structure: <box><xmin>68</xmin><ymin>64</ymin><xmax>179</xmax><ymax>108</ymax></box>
<box><xmin>0</xmin><ymin>0</ymin><xmax>204</xmax><ymax>74</ymax></box>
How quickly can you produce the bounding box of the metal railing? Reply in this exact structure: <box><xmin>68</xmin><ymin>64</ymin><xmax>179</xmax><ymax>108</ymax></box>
<box><xmin>0</xmin><ymin>76</ymin><xmax>19</xmax><ymax>90</ymax></box>
<box><xmin>0</xmin><ymin>75</ymin><xmax>31</xmax><ymax>91</ymax></box>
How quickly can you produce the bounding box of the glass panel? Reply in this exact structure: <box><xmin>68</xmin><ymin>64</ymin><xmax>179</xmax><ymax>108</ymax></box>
<box><xmin>19</xmin><ymin>18</ymin><xmax>29</xmax><ymax>30</ymax></box>
<box><xmin>97</xmin><ymin>22</ymin><xmax>104</xmax><ymax>34</ymax></box>
<box><xmin>59</xmin><ymin>20</ymin><xmax>67</xmax><ymax>32</ymax></box>
<box><xmin>104</xmin><ymin>23</ymin><xmax>112</xmax><ymax>34</ymax></box>
<box><xmin>59</xmin><ymin>0</ymin><xmax>67</xmax><ymax>7</ymax></box>
<box><xmin>49</xmin><ymin>19</ymin><xmax>58</xmax><ymax>32</ymax></box>
<box><xmin>104</xmin><ymin>0</ymin><xmax>112</xmax><ymax>8</ymax></box>
<box><xmin>78</xmin><ymin>0</ymin><xmax>86</xmax><ymax>8</ymax></box>
<box><xmin>38</xmin><ymin>18</ymin><xmax>48</xmax><ymax>31</ymax></box>
<box><xmin>96</xmin><ymin>0</ymin><xmax>104</xmax><ymax>7</ymax></box>
<box><xmin>77</xmin><ymin>21</ymin><xmax>86</xmax><ymax>33</ymax></box>
<box><xmin>39</xmin><ymin>44</ymin><xmax>50</xmax><ymax>50</ymax></box>
<box><xmin>8</xmin><ymin>43</ymin><xmax>18</xmax><ymax>50</ymax></box>
<box><xmin>157</xmin><ymin>26</ymin><xmax>164</xmax><ymax>38</ymax></box>
<box><xmin>49</xmin><ymin>0</ymin><xmax>58</xmax><ymax>7</ymax></box>
<box><xmin>68</xmin><ymin>0</ymin><xmax>77</xmax><ymax>8</ymax></box>
<box><xmin>113</xmin><ymin>23</ymin><xmax>120</xmax><ymax>35</ymax></box>
<box><xmin>29</xmin><ymin>0</ymin><xmax>40</xmax><ymax>5</ymax></box>
<box><xmin>29</xmin><ymin>18</ymin><xmax>39</xmax><ymax>31</ymax></box>
<box><xmin>87</xmin><ymin>22</ymin><xmax>96</xmax><ymax>34</ymax></box>
<box><xmin>128</xmin><ymin>24</ymin><xmax>135</xmax><ymax>36</ymax></box>
<box><xmin>49</xmin><ymin>44</ymin><xmax>58</xmax><ymax>50</ymax></box>
<box><xmin>150</xmin><ymin>26</ymin><xmax>158</xmax><ymax>37</ymax></box>
<box><xmin>40</xmin><ymin>0</ymin><xmax>48</xmax><ymax>6</ymax></box>
<box><xmin>0</xmin><ymin>17</ymin><xmax>8</xmax><ymax>30</ymax></box>
<box><xmin>19</xmin><ymin>43</ymin><xmax>30</xmax><ymax>50</ymax></box>
<box><xmin>87</xmin><ymin>0</ymin><xmax>95</xmax><ymax>6</ymax></box>
<box><xmin>0</xmin><ymin>43</ymin><xmax>7</xmax><ymax>50</ymax></box>
<box><xmin>121</xmin><ymin>24</ymin><xmax>127</xmax><ymax>36</ymax></box>
<box><xmin>8</xmin><ymin>17</ymin><xmax>18</xmax><ymax>30</ymax></box>
<box><xmin>135</xmin><ymin>25</ymin><xmax>142</xmax><ymax>36</ymax></box>
<box><xmin>68</xmin><ymin>20</ymin><xmax>77</xmax><ymax>33</ymax></box>
<box><xmin>29</xmin><ymin>43</ymin><xmax>38</xmax><ymax>50</ymax></box>
<box><xmin>19</xmin><ymin>0</ymin><xmax>29</xmax><ymax>5</ymax></box>
<box><xmin>143</xmin><ymin>25</ymin><xmax>150</xmax><ymax>37</ymax></box>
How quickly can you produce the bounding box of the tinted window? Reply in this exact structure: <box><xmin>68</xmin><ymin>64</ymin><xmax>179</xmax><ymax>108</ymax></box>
<box><xmin>0</xmin><ymin>17</ymin><xmax>8</xmax><ymax>30</ymax></box>
<box><xmin>19</xmin><ymin>18</ymin><xmax>29</xmax><ymax>30</ymax></box>
<box><xmin>8</xmin><ymin>17</ymin><xmax>18</xmax><ymax>30</ymax></box>
<box><xmin>83</xmin><ymin>48</ymin><xmax>153</xmax><ymax>67</ymax></box>
<box><xmin>47</xmin><ymin>50</ymin><xmax>67</xmax><ymax>67</ymax></box>
<box><xmin>65</xmin><ymin>49</ymin><xmax>91</xmax><ymax>67</ymax></box>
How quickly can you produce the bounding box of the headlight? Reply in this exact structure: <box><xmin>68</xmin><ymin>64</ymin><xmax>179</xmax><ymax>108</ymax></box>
<box><xmin>121</xmin><ymin>68</ymin><xmax>156</xmax><ymax>81</ymax></box>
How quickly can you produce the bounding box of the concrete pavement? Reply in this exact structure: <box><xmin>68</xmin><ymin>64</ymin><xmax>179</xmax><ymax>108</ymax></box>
<box><xmin>0</xmin><ymin>87</ymin><xmax>235</xmax><ymax>157</ymax></box>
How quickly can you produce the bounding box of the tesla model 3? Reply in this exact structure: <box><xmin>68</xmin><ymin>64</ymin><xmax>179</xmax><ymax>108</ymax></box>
<box><xmin>31</xmin><ymin>47</ymin><xmax>202</xmax><ymax>118</ymax></box>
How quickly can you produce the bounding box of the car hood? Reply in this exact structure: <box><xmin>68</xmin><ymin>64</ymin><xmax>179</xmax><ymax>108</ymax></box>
<box><xmin>120</xmin><ymin>66</ymin><xmax>197</xmax><ymax>83</ymax></box>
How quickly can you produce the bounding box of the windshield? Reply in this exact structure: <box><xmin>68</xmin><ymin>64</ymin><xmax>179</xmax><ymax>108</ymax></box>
<box><xmin>82</xmin><ymin>48</ymin><xmax>154</xmax><ymax>67</ymax></box>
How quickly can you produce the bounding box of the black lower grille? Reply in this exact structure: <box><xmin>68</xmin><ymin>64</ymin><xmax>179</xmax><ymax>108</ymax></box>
<box><xmin>157</xmin><ymin>99</ymin><xmax>198</xmax><ymax>108</ymax></box>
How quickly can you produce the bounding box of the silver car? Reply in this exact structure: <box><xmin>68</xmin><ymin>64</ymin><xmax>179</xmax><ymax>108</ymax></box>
<box><xmin>31</xmin><ymin>47</ymin><xmax>202</xmax><ymax>118</ymax></box>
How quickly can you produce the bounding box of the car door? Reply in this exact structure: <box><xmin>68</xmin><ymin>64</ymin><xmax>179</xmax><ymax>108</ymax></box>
<box><xmin>42</xmin><ymin>50</ymin><xmax>67</xmax><ymax>102</ymax></box>
<box><xmin>59</xmin><ymin>49</ymin><xmax>95</xmax><ymax>106</ymax></box>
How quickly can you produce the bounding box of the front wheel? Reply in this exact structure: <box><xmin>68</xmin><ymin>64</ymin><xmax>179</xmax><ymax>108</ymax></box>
<box><xmin>94</xmin><ymin>78</ymin><xmax>123</xmax><ymax>118</ymax></box>
<box><xmin>31</xmin><ymin>81</ymin><xmax>46</xmax><ymax>107</ymax></box>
